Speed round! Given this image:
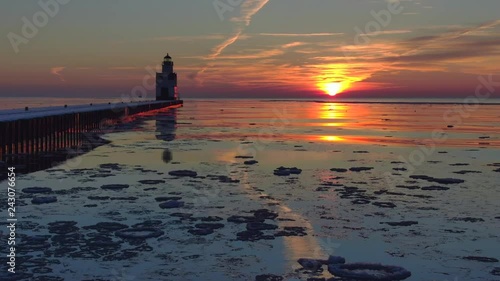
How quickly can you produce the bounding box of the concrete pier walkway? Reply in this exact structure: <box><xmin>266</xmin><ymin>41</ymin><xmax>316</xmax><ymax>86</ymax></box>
<box><xmin>0</xmin><ymin>100</ymin><xmax>183</xmax><ymax>174</ymax></box>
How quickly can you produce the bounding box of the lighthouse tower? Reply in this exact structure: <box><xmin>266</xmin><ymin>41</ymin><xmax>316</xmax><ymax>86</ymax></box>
<box><xmin>156</xmin><ymin>53</ymin><xmax>178</xmax><ymax>100</ymax></box>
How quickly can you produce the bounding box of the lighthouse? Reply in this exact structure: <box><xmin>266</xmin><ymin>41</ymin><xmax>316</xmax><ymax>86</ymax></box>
<box><xmin>156</xmin><ymin>53</ymin><xmax>178</xmax><ymax>100</ymax></box>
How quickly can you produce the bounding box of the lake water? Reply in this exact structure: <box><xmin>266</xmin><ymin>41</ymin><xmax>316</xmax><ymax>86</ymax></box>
<box><xmin>0</xmin><ymin>99</ymin><xmax>499</xmax><ymax>280</ymax></box>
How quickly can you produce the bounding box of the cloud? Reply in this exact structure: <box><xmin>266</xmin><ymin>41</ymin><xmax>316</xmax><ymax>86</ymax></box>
<box><xmin>108</xmin><ymin>67</ymin><xmax>139</xmax><ymax>70</ymax></box>
<box><xmin>282</xmin><ymin>42</ymin><xmax>306</xmax><ymax>48</ymax></box>
<box><xmin>152</xmin><ymin>34</ymin><xmax>227</xmax><ymax>41</ymax></box>
<box><xmin>396</xmin><ymin>19</ymin><xmax>500</xmax><ymax>57</ymax></box>
<box><xmin>365</xmin><ymin>30</ymin><xmax>412</xmax><ymax>36</ymax></box>
<box><xmin>193</xmin><ymin>0</ymin><xmax>271</xmax><ymax>82</ymax></box>
<box><xmin>207</xmin><ymin>30</ymin><xmax>244</xmax><ymax>60</ymax></box>
<box><xmin>210</xmin><ymin>0</ymin><xmax>271</xmax><ymax>58</ymax></box>
<box><xmin>184</xmin><ymin>9</ymin><xmax>500</xmax><ymax>97</ymax></box>
<box><xmin>380</xmin><ymin>49</ymin><xmax>499</xmax><ymax>64</ymax></box>
<box><xmin>216</xmin><ymin>49</ymin><xmax>284</xmax><ymax>60</ymax></box>
<box><xmin>231</xmin><ymin>0</ymin><xmax>271</xmax><ymax>26</ymax></box>
<box><xmin>258</xmin><ymin>32</ymin><xmax>344</xmax><ymax>37</ymax></box>
<box><xmin>202</xmin><ymin>18</ymin><xmax>500</xmax><ymax>96</ymax></box>
<box><xmin>50</xmin><ymin>67</ymin><xmax>66</xmax><ymax>82</ymax></box>
<box><xmin>330</xmin><ymin>19</ymin><xmax>500</xmax><ymax>91</ymax></box>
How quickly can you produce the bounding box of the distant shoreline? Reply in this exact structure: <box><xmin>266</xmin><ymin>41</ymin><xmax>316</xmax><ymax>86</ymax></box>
<box><xmin>0</xmin><ymin>97</ymin><xmax>500</xmax><ymax>112</ymax></box>
<box><xmin>264</xmin><ymin>100</ymin><xmax>500</xmax><ymax>105</ymax></box>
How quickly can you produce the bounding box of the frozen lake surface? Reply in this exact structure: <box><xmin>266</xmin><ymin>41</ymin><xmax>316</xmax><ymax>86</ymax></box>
<box><xmin>1</xmin><ymin>99</ymin><xmax>499</xmax><ymax>280</ymax></box>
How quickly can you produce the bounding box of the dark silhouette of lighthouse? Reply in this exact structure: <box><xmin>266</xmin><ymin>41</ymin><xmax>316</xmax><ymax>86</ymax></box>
<box><xmin>156</xmin><ymin>53</ymin><xmax>178</xmax><ymax>100</ymax></box>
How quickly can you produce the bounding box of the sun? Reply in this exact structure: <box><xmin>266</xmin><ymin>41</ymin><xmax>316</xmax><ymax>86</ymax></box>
<box><xmin>325</xmin><ymin>82</ymin><xmax>343</xmax><ymax>96</ymax></box>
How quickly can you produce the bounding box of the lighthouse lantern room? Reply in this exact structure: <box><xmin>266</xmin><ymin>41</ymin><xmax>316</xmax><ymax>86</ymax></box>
<box><xmin>156</xmin><ymin>53</ymin><xmax>178</xmax><ymax>100</ymax></box>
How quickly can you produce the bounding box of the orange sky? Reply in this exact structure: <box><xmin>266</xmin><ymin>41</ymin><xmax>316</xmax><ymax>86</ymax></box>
<box><xmin>1</xmin><ymin>1</ymin><xmax>500</xmax><ymax>98</ymax></box>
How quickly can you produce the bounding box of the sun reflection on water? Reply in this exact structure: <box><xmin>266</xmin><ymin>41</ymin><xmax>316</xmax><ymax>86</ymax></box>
<box><xmin>319</xmin><ymin>135</ymin><xmax>345</xmax><ymax>142</ymax></box>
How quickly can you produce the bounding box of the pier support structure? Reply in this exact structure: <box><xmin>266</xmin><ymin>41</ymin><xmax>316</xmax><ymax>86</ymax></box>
<box><xmin>0</xmin><ymin>100</ymin><xmax>183</xmax><ymax>173</ymax></box>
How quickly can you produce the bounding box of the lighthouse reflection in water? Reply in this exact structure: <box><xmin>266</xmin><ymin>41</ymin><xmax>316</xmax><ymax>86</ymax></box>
<box><xmin>155</xmin><ymin>109</ymin><xmax>177</xmax><ymax>164</ymax></box>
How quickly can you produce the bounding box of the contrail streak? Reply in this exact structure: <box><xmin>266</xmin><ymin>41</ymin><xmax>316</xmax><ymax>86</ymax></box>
<box><xmin>208</xmin><ymin>30</ymin><xmax>243</xmax><ymax>60</ymax></box>
<box><xmin>51</xmin><ymin>66</ymin><xmax>66</xmax><ymax>82</ymax></box>
<box><xmin>195</xmin><ymin>0</ymin><xmax>271</xmax><ymax>81</ymax></box>
<box><xmin>236</xmin><ymin>0</ymin><xmax>270</xmax><ymax>26</ymax></box>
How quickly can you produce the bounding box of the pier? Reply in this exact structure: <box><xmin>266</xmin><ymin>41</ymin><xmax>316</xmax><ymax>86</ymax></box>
<box><xmin>0</xmin><ymin>100</ymin><xmax>183</xmax><ymax>174</ymax></box>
